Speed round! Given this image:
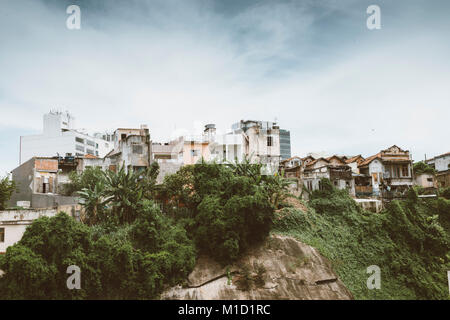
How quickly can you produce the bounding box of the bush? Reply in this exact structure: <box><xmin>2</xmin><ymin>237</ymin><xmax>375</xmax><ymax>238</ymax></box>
<box><xmin>0</xmin><ymin>176</ymin><xmax>15</xmax><ymax>210</ymax></box>
<box><xmin>162</xmin><ymin>161</ymin><xmax>278</xmax><ymax>264</ymax></box>
<box><xmin>0</xmin><ymin>209</ymin><xmax>195</xmax><ymax>299</ymax></box>
<box><xmin>273</xmin><ymin>178</ymin><xmax>450</xmax><ymax>299</ymax></box>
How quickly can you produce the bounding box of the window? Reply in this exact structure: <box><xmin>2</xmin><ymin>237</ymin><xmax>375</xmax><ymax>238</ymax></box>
<box><xmin>0</xmin><ymin>227</ymin><xmax>4</xmax><ymax>242</ymax></box>
<box><xmin>86</xmin><ymin>149</ymin><xmax>94</xmax><ymax>155</ymax></box>
<box><xmin>191</xmin><ymin>149</ymin><xmax>199</xmax><ymax>157</ymax></box>
<box><xmin>132</xmin><ymin>145</ymin><xmax>143</xmax><ymax>154</ymax></box>
<box><xmin>121</xmin><ymin>133</ymin><xmax>127</xmax><ymax>140</ymax></box>
<box><xmin>86</xmin><ymin>140</ymin><xmax>95</xmax><ymax>147</ymax></box>
<box><xmin>401</xmin><ymin>165</ymin><xmax>409</xmax><ymax>177</ymax></box>
<box><xmin>267</xmin><ymin>136</ymin><xmax>273</xmax><ymax>147</ymax></box>
<box><xmin>75</xmin><ymin>137</ymin><xmax>84</xmax><ymax>144</ymax></box>
<box><xmin>427</xmin><ymin>178</ymin><xmax>433</xmax><ymax>182</ymax></box>
<box><xmin>76</xmin><ymin>144</ymin><xmax>85</xmax><ymax>152</ymax></box>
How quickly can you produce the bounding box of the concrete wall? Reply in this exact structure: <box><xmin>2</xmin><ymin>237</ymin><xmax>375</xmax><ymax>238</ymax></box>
<box><xmin>21</xmin><ymin>113</ymin><xmax>112</xmax><ymax>163</ymax></box>
<box><xmin>431</xmin><ymin>155</ymin><xmax>450</xmax><ymax>172</ymax></box>
<box><xmin>9</xmin><ymin>157</ymin><xmax>35</xmax><ymax>207</ymax></box>
<box><xmin>0</xmin><ymin>209</ymin><xmax>57</xmax><ymax>253</ymax></box>
<box><xmin>414</xmin><ymin>173</ymin><xmax>436</xmax><ymax>188</ymax></box>
<box><xmin>31</xmin><ymin>193</ymin><xmax>78</xmax><ymax>209</ymax></box>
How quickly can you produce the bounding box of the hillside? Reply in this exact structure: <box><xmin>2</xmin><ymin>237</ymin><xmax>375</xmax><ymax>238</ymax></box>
<box><xmin>273</xmin><ymin>182</ymin><xmax>450</xmax><ymax>299</ymax></box>
<box><xmin>162</xmin><ymin>234</ymin><xmax>353</xmax><ymax>300</ymax></box>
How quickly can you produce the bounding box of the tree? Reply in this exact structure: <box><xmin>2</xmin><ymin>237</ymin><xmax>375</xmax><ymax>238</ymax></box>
<box><xmin>0</xmin><ymin>176</ymin><xmax>15</xmax><ymax>210</ymax></box>
<box><xmin>413</xmin><ymin>161</ymin><xmax>436</xmax><ymax>175</ymax></box>
<box><xmin>162</xmin><ymin>161</ymin><xmax>276</xmax><ymax>264</ymax></box>
<box><xmin>0</xmin><ymin>209</ymin><xmax>195</xmax><ymax>299</ymax></box>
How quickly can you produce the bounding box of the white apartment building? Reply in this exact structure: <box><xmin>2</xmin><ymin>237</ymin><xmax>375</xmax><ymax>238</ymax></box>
<box><xmin>20</xmin><ymin>111</ymin><xmax>113</xmax><ymax>164</ymax></box>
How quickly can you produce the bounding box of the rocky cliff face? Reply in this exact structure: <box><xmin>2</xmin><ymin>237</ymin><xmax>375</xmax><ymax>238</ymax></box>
<box><xmin>161</xmin><ymin>235</ymin><xmax>353</xmax><ymax>300</ymax></box>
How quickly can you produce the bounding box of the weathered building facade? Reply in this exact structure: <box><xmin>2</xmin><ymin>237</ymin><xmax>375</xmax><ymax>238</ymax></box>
<box><xmin>9</xmin><ymin>156</ymin><xmax>81</xmax><ymax>210</ymax></box>
<box><xmin>302</xmin><ymin>156</ymin><xmax>355</xmax><ymax>196</ymax></box>
<box><xmin>426</xmin><ymin>152</ymin><xmax>450</xmax><ymax>187</ymax></box>
<box><xmin>356</xmin><ymin>145</ymin><xmax>413</xmax><ymax>197</ymax></box>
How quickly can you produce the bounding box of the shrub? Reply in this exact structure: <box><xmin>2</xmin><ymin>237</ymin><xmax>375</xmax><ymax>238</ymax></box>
<box><xmin>273</xmin><ymin>178</ymin><xmax>450</xmax><ymax>299</ymax></box>
<box><xmin>0</xmin><ymin>208</ymin><xmax>195</xmax><ymax>300</ymax></box>
<box><xmin>0</xmin><ymin>176</ymin><xmax>15</xmax><ymax>210</ymax></box>
<box><xmin>162</xmin><ymin>161</ymin><xmax>277</xmax><ymax>264</ymax></box>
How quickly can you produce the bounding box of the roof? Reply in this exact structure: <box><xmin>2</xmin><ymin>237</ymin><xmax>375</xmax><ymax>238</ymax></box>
<box><xmin>427</xmin><ymin>151</ymin><xmax>450</xmax><ymax>162</ymax></box>
<box><xmin>280</xmin><ymin>156</ymin><xmax>302</xmax><ymax>164</ymax></box>
<box><xmin>83</xmin><ymin>154</ymin><xmax>98</xmax><ymax>159</ymax></box>
<box><xmin>358</xmin><ymin>153</ymin><xmax>382</xmax><ymax>167</ymax></box>
<box><xmin>305</xmin><ymin>157</ymin><xmax>329</xmax><ymax>168</ymax></box>
<box><xmin>345</xmin><ymin>155</ymin><xmax>364</xmax><ymax>164</ymax></box>
<box><xmin>325</xmin><ymin>155</ymin><xmax>346</xmax><ymax>164</ymax></box>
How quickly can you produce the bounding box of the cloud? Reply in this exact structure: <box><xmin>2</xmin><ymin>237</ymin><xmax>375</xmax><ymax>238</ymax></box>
<box><xmin>0</xmin><ymin>0</ymin><xmax>449</xmax><ymax>174</ymax></box>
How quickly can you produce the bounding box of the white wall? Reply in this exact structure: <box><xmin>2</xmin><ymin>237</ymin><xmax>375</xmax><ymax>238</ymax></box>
<box><xmin>433</xmin><ymin>155</ymin><xmax>450</xmax><ymax>172</ymax></box>
<box><xmin>0</xmin><ymin>209</ymin><xmax>57</xmax><ymax>253</ymax></box>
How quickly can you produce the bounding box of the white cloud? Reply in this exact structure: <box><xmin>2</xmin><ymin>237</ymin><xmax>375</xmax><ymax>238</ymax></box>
<box><xmin>0</xmin><ymin>0</ymin><xmax>449</xmax><ymax>174</ymax></box>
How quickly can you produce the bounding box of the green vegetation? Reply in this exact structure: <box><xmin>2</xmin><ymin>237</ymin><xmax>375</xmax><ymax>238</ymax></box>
<box><xmin>413</xmin><ymin>161</ymin><xmax>436</xmax><ymax>175</ymax></box>
<box><xmin>161</xmin><ymin>159</ymin><xmax>286</xmax><ymax>264</ymax></box>
<box><xmin>0</xmin><ymin>204</ymin><xmax>195</xmax><ymax>299</ymax></box>
<box><xmin>0</xmin><ymin>160</ymin><xmax>286</xmax><ymax>299</ymax></box>
<box><xmin>0</xmin><ymin>175</ymin><xmax>15</xmax><ymax>210</ymax></box>
<box><xmin>3</xmin><ymin>157</ymin><xmax>448</xmax><ymax>299</ymax></box>
<box><xmin>273</xmin><ymin>179</ymin><xmax>450</xmax><ymax>299</ymax></box>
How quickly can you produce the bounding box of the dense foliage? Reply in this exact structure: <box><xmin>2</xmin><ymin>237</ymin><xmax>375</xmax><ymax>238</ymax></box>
<box><xmin>0</xmin><ymin>203</ymin><xmax>195</xmax><ymax>299</ymax></box>
<box><xmin>0</xmin><ymin>176</ymin><xmax>15</xmax><ymax>210</ymax></box>
<box><xmin>0</xmin><ymin>159</ymin><xmax>285</xmax><ymax>298</ymax></box>
<box><xmin>413</xmin><ymin>161</ymin><xmax>436</xmax><ymax>175</ymax></box>
<box><xmin>161</xmin><ymin>159</ymin><xmax>287</xmax><ymax>264</ymax></box>
<box><xmin>273</xmin><ymin>179</ymin><xmax>450</xmax><ymax>299</ymax></box>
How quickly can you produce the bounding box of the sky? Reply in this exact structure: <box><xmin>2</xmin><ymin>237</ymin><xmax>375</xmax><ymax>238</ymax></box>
<box><xmin>0</xmin><ymin>0</ymin><xmax>449</xmax><ymax>174</ymax></box>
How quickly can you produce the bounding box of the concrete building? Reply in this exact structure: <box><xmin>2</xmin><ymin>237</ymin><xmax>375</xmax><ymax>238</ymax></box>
<box><xmin>356</xmin><ymin>145</ymin><xmax>413</xmax><ymax>197</ymax></box>
<box><xmin>414</xmin><ymin>173</ymin><xmax>437</xmax><ymax>189</ymax></box>
<box><xmin>426</xmin><ymin>152</ymin><xmax>450</xmax><ymax>188</ymax></box>
<box><xmin>345</xmin><ymin>155</ymin><xmax>365</xmax><ymax>174</ymax></box>
<box><xmin>81</xmin><ymin>125</ymin><xmax>152</xmax><ymax>173</ymax></box>
<box><xmin>0</xmin><ymin>209</ymin><xmax>57</xmax><ymax>254</ymax></box>
<box><xmin>279</xmin><ymin>129</ymin><xmax>292</xmax><ymax>160</ymax></box>
<box><xmin>426</xmin><ymin>152</ymin><xmax>450</xmax><ymax>172</ymax></box>
<box><xmin>20</xmin><ymin>111</ymin><xmax>113</xmax><ymax>164</ymax></box>
<box><xmin>9</xmin><ymin>156</ymin><xmax>80</xmax><ymax>209</ymax></box>
<box><xmin>231</xmin><ymin>120</ymin><xmax>281</xmax><ymax>167</ymax></box>
<box><xmin>302</xmin><ymin>156</ymin><xmax>355</xmax><ymax>196</ymax></box>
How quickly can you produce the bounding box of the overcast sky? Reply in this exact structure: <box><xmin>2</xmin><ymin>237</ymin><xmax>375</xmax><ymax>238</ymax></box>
<box><xmin>1</xmin><ymin>0</ymin><xmax>449</xmax><ymax>174</ymax></box>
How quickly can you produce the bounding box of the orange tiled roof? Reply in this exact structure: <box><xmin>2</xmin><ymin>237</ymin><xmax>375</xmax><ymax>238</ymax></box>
<box><xmin>358</xmin><ymin>153</ymin><xmax>381</xmax><ymax>167</ymax></box>
<box><xmin>345</xmin><ymin>155</ymin><xmax>364</xmax><ymax>164</ymax></box>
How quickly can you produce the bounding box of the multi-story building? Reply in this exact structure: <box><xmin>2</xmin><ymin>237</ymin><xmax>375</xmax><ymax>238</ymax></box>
<box><xmin>302</xmin><ymin>156</ymin><xmax>355</xmax><ymax>196</ymax></box>
<box><xmin>20</xmin><ymin>111</ymin><xmax>113</xmax><ymax>164</ymax></box>
<box><xmin>356</xmin><ymin>145</ymin><xmax>413</xmax><ymax>197</ymax></box>
<box><xmin>426</xmin><ymin>151</ymin><xmax>450</xmax><ymax>187</ymax></box>
<box><xmin>231</xmin><ymin>120</ymin><xmax>281</xmax><ymax>167</ymax></box>
<box><xmin>9</xmin><ymin>156</ymin><xmax>81</xmax><ymax>210</ymax></box>
<box><xmin>82</xmin><ymin>125</ymin><xmax>152</xmax><ymax>173</ymax></box>
<box><xmin>279</xmin><ymin>129</ymin><xmax>291</xmax><ymax>160</ymax></box>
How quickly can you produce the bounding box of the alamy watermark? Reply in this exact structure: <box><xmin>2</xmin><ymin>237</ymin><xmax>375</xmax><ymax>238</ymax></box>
<box><xmin>66</xmin><ymin>5</ymin><xmax>81</xmax><ymax>30</ymax></box>
<box><xmin>66</xmin><ymin>265</ymin><xmax>81</xmax><ymax>290</ymax></box>
<box><xmin>367</xmin><ymin>5</ymin><xmax>381</xmax><ymax>30</ymax></box>
<box><xmin>366</xmin><ymin>265</ymin><xmax>381</xmax><ymax>290</ymax></box>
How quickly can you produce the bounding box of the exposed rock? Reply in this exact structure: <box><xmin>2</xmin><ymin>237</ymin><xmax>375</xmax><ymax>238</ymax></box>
<box><xmin>161</xmin><ymin>234</ymin><xmax>353</xmax><ymax>300</ymax></box>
